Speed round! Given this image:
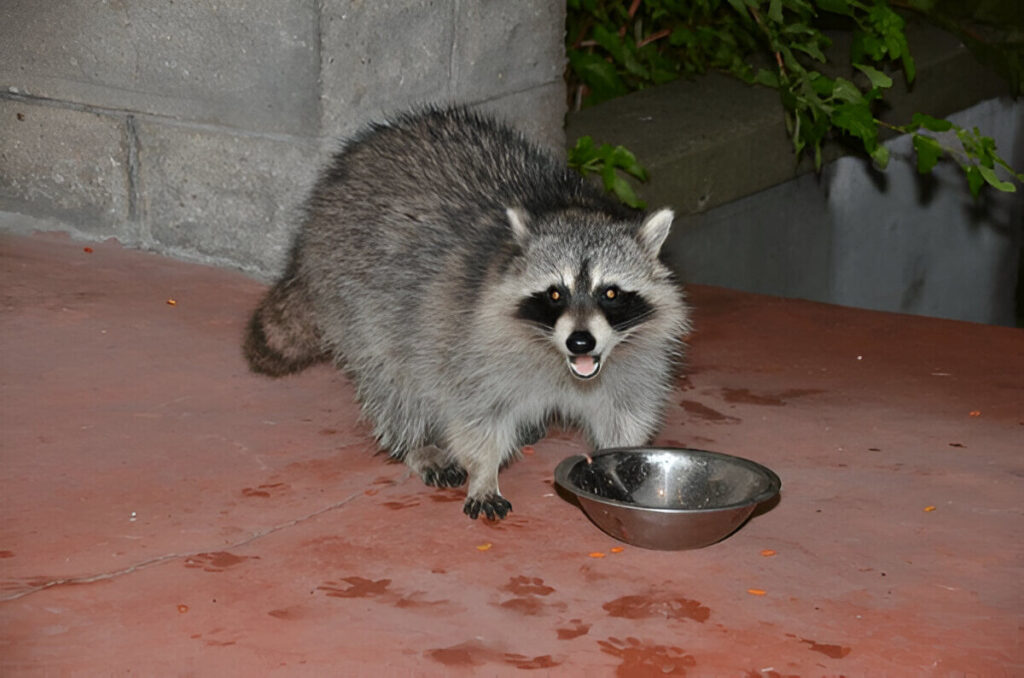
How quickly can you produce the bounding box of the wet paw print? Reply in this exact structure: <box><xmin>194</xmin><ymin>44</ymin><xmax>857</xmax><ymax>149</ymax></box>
<box><xmin>603</xmin><ymin>594</ymin><xmax>710</xmax><ymax>623</ymax></box>
<box><xmin>478</xmin><ymin>513</ymin><xmax>529</xmax><ymax>531</ymax></box>
<box><xmin>380</xmin><ymin>496</ymin><xmax>421</xmax><ymax>510</ymax></box>
<box><xmin>556</xmin><ymin>618</ymin><xmax>592</xmax><ymax>640</ymax></box>
<box><xmin>427</xmin><ymin>488</ymin><xmax>465</xmax><ymax>503</ymax></box>
<box><xmin>503</xmin><ymin>653</ymin><xmax>562</xmax><ymax>669</ymax></box>
<box><xmin>317</xmin><ymin>576</ymin><xmax>392</xmax><ymax>598</ymax></box>
<box><xmin>598</xmin><ymin>637</ymin><xmax>696</xmax><ymax>677</ymax></box>
<box><xmin>503</xmin><ymin>576</ymin><xmax>555</xmax><ymax>597</ymax></box>
<box><xmin>241</xmin><ymin>482</ymin><xmax>289</xmax><ymax>498</ymax></box>
<box><xmin>497</xmin><ymin>575</ymin><xmax>564</xmax><ymax>616</ymax></box>
<box><xmin>184</xmin><ymin>552</ymin><xmax>259</xmax><ymax>573</ymax></box>
<box><xmin>317</xmin><ymin>576</ymin><xmax>450</xmax><ymax>610</ymax></box>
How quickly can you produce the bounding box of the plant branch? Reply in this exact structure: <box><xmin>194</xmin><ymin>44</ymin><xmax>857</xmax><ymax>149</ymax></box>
<box><xmin>748</xmin><ymin>4</ymin><xmax>787</xmax><ymax>78</ymax></box>
<box><xmin>638</xmin><ymin>28</ymin><xmax>672</xmax><ymax>48</ymax></box>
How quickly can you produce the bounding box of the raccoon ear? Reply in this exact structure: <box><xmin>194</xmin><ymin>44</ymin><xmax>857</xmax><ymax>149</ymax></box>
<box><xmin>637</xmin><ymin>208</ymin><xmax>674</xmax><ymax>256</ymax></box>
<box><xmin>506</xmin><ymin>207</ymin><xmax>531</xmax><ymax>246</ymax></box>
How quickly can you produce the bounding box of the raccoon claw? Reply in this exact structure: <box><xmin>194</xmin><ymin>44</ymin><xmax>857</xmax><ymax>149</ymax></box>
<box><xmin>463</xmin><ymin>494</ymin><xmax>512</xmax><ymax>521</ymax></box>
<box><xmin>422</xmin><ymin>465</ymin><xmax>467</xmax><ymax>488</ymax></box>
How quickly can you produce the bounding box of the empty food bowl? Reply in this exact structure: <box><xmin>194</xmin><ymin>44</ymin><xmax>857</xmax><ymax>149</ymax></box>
<box><xmin>554</xmin><ymin>447</ymin><xmax>781</xmax><ymax>550</ymax></box>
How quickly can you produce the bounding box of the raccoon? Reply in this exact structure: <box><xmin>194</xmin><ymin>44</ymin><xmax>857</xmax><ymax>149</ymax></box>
<box><xmin>244</xmin><ymin>106</ymin><xmax>690</xmax><ymax>520</ymax></box>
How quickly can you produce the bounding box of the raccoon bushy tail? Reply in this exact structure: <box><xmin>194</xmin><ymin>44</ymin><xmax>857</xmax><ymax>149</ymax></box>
<box><xmin>243</xmin><ymin>262</ymin><xmax>328</xmax><ymax>377</ymax></box>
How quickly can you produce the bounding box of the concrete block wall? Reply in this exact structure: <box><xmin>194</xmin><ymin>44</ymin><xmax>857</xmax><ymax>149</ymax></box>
<box><xmin>0</xmin><ymin>0</ymin><xmax>567</xmax><ymax>277</ymax></box>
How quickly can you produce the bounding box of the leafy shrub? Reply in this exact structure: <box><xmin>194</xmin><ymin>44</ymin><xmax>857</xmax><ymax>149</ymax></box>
<box><xmin>567</xmin><ymin>0</ymin><xmax>1022</xmax><ymax>200</ymax></box>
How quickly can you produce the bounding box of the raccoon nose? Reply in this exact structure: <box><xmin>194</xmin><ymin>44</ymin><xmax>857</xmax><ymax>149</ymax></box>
<box><xmin>566</xmin><ymin>330</ymin><xmax>596</xmax><ymax>355</ymax></box>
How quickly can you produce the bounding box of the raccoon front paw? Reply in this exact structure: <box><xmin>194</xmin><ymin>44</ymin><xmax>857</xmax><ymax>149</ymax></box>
<box><xmin>421</xmin><ymin>464</ymin><xmax>468</xmax><ymax>488</ymax></box>
<box><xmin>463</xmin><ymin>494</ymin><xmax>512</xmax><ymax>521</ymax></box>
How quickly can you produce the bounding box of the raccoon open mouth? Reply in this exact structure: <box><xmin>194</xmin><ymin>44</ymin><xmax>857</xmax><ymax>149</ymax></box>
<box><xmin>568</xmin><ymin>354</ymin><xmax>602</xmax><ymax>380</ymax></box>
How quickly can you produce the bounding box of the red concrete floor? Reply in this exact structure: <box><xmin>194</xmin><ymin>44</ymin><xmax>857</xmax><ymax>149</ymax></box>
<box><xmin>1</xmin><ymin>229</ymin><xmax>1022</xmax><ymax>677</ymax></box>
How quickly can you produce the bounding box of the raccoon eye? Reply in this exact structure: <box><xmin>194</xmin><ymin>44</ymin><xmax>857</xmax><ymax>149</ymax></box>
<box><xmin>603</xmin><ymin>286</ymin><xmax>619</xmax><ymax>301</ymax></box>
<box><xmin>548</xmin><ymin>287</ymin><xmax>562</xmax><ymax>302</ymax></box>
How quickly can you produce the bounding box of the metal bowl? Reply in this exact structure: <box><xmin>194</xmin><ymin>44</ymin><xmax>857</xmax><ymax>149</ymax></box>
<box><xmin>554</xmin><ymin>447</ymin><xmax>781</xmax><ymax>550</ymax></box>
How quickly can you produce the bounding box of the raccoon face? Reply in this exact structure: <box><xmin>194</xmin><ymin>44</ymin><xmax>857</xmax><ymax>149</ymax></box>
<box><xmin>508</xmin><ymin>208</ymin><xmax>673</xmax><ymax>381</ymax></box>
<box><xmin>517</xmin><ymin>280</ymin><xmax>654</xmax><ymax>379</ymax></box>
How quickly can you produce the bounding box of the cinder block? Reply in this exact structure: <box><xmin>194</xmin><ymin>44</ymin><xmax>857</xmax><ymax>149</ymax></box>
<box><xmin>135</xmin><ymin>120</ymin><xmax>320</xmax><ymax>276</ymax></box>
<box><xmin>319</xmin><ymin>0</ymin><xmax>455</xmax><ymax>139</ymax></box>
<box><xmin>0</xmin><ymin>97</ymin><xmax>133</xmax><ymax>233</ymax></box>
<box><xmin>452</xmin><ymin>1</ymin><xmax>566</xmax><ymax>102</ymax></box>
<box><xmin>0</xmin><ymin>0</ymin><xmax>319</xmax><ymax>135</ymax></box>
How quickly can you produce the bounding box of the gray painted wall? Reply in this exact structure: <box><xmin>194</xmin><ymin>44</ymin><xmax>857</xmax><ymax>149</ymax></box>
<box><xmin>664</xmin><ymin>98</ymin><xmax>1023</xmax><ymax>326</ymax></box>
<box><xmin>0</xmin><ymin>0</ymin><xmax>567</xmax><ymax>278</ymax></box>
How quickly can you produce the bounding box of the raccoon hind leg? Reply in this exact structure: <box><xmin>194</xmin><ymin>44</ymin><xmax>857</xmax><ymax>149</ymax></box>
<box><xmin>244</xmin><ymin>270</ymin><xmax>328</xmax><ymax>376</ymax></box>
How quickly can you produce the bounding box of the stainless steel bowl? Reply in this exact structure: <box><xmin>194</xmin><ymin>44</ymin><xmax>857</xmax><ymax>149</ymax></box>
<box><xmin>554</xmin><ymin>447</ymin><xmax>781</xmax><ymax>550</ymax></box>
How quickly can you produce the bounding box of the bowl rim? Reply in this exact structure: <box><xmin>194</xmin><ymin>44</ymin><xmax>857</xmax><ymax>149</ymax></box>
<box><xmin>553</xmin><ymin>446</ymin><xmax>782</xmax><ymax>514</ymax></box>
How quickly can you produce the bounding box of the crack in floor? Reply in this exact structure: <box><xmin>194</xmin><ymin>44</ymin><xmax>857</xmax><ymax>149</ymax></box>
<box><xmin>0</xmin><ymin>485</ymin><xmax>383</xmax><ymax>602</ymax></box>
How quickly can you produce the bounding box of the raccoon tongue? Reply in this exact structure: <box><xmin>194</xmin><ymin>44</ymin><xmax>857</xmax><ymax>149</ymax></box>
<box><xmin>568</xmin><ymin>355</ymin><xmax>600</xmax><ymax>379</ymax></box>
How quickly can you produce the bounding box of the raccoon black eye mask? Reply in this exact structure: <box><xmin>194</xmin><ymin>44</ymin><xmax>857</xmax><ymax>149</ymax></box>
<box><xmin>243</xmin><ymin>105</ymin><xmax>690</xmax><ymax>521</ymax></box>
<box><xmin>516</xmin><ymin>276</ymin><xmax>657</xmax><ymax>381</ymax></box>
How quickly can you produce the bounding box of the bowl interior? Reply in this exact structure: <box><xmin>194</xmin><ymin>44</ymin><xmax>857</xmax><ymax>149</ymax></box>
<box><xmin>564</xmin><ymin>448</ymin><xmax>779</xmax><ymax>511</ymax></box>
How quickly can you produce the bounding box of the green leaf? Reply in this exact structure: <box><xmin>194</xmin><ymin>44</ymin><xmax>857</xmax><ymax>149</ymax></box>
<box><xmin>725</xmin><ymin>0</ymin><xmax>749</xmax><ymax>16</ymax></box>
<box><xmin>831</xmin><ymin>77</ymin><xmax>864</xmax><ymax>103</ymax></box>
<box><xmin>884</xmin><ymin>34</ymin><xmax>903</xmax><ymax>60</ymax></box>
<box><xmin>568</xmin><ymin>135</ymin><xmax>648</xmax><ymax>208</ymax></box>
<box><xmin>610</xmin><ymin>174</ymin><xmax>646</xmax><ymax>209</ymax></box>
<box><xmin>592</xmin><ymin>24</ymin><xmax>627</xmax><ymax>65</ymax></box>
<box><xmin>769</xmin><ymin>0</ymin><xmax>784</xmax><ymax>23</ymax></box>
<box><xmin>974</xmin><ymin>132</ymin><xmax>998</xmax><ymax>168</ymax></box>
<box><xmin>977</xmin><ymin>165</ymin><xmax>1016</xmax><ymax>192</ymax></box>
<box><xmin>899</xmin><ymin>40</ymin><xmax>916</xmax><ymax>84</ymax></box>
<box><xmin>851</xmin><ymin>32</ymin><xmax>886</xmax><ymax>64</ymax></box>
<box><xmin>754</xmin><ymin>68</ymin><xmax>780</xmax><ymax>88</ymax></box>
<box><xmin>912</xmin><ymin>134</ymin><xmax>943</xmax><ymax>174</ymax></box>
<box><xmin>870</xmin><ymin>144</ymin><xmax>890</xmax><ymax>170</ymax></box>
<box><xmin>809</xmin><ymin>73</ymin><xmax>836</xmax><ymax>96</ymax></box>
<box><xmin>791</xmin><ymin>39</ymin><xmax>827</xmax><ymax>63</ymax></box>
<box><xmin>854</xmin><ymin>63</ymin><xmax>893</xmax><ymax>89</ymax></box>
<box><xmin>600</xmin><ymin>161</ymin><xmax>646</xmax><ymax>208</ymax></box>
<box><xmin>831</xmin><ymin>101</ymin><xmax>877</xmax><ymax>146</ymax></box>
<box><xmin>567</xmin><ymin>136</ymin><xmax>597</xmax><ymax>173</ymax></box>
<box><xmin>910</xmin><ymin>113</ymin><xmax>953</xmax><ymax>133</ymax></box>
<box><xmin>610</xmin><ymin>146</ymin><xmax>648</xmax><ymax>181</ymax></box>
<box><xmin>669</xmin><ymin>27</ymin><xmax>693</xmax><ymax>48</ymax></box>
<box><xmin>567</xmin><ymin>51</ymin><xmax>629</xmax><ymax>104</ymax></box>
<box><xmin>965</xmin><ymin>166</ymin><xmax>984</xmax><ymax>198</ymax></box>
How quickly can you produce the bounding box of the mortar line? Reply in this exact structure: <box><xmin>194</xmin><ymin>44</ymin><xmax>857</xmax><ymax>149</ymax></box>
<box><xmin>0</xmin><ymin>486</ymin><xmax>386</xmax><ymax>603</ymax></box>
<box><xmin>447</xmin><ymin>0</ymin><xmax>459</xmax><ymax>100</ymax></box>
<box><xmin>0</xmin><ymin>91</ymin><xmax>318</xmax><ymax>146</ymax></box>
<box><xmin>313</xmin><ymin>0</ymin><xmax>325</xmax><ymax>134</ymax></box>
<box><xmin>125</xmin><ymin>114</ymin><xmax>140</xmax><ymax>222</ymax></box>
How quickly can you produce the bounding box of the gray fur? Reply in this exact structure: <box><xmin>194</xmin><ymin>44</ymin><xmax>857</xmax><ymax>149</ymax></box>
<box><xmin>244</xmin><ymin>106</ymin><xmax>691</xmax><ymax>520</ymax></box>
